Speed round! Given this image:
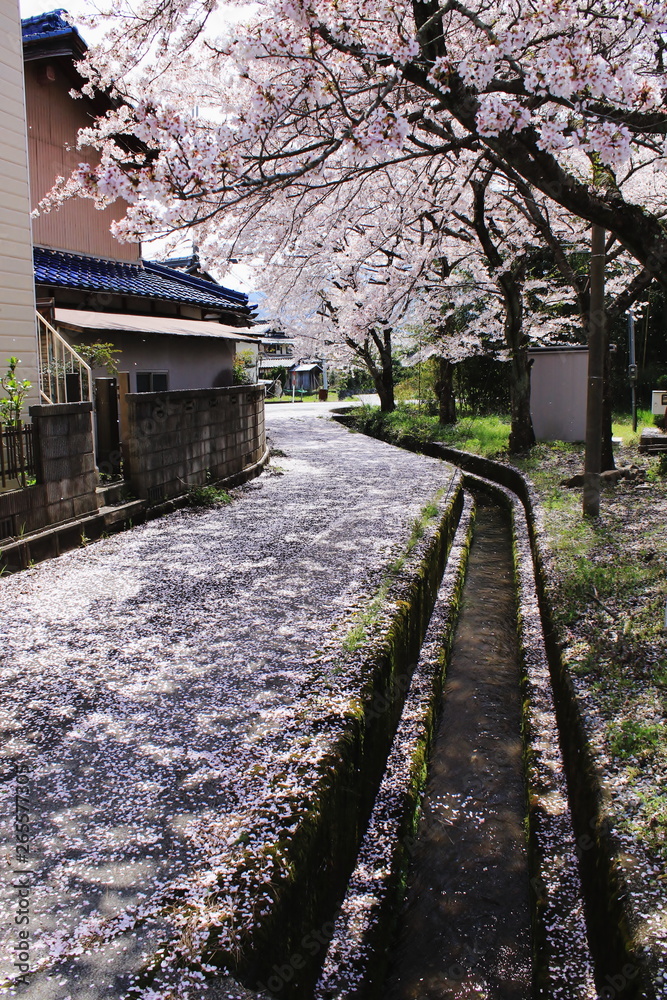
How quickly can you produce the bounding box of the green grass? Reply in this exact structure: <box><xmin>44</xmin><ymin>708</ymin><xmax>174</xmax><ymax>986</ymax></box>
<box><xmin>612</xmin><ymin>409</ymin><xmax>653</xmax><ymax>446</ymax></box>
<box><xmin>185</xmin><ymin>481</ymin><xmax>233</xmax><ymax>508</ymax></box>
<box><xmin>347</xmin><ymin>404</ymin><xmax>511</xmax><ymax>457</ymax></box>
<box><xmin>349</xmin><ymin>404</ymin><xmax>660</xmax><ymax>458</ymax></box>
<box><xmin>610</xmin><ymin>719</ymin><xmax>666</xmax><ymax>765</ymax></box>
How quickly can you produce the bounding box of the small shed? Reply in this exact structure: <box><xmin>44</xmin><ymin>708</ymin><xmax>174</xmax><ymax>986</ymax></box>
<box><xmin>289</xmin><ymin>363</ymin><xmax>323</xmax><ymax>392</ymax></box>
<box><xmin>528</xmin><ymin>345</ymin><xmax>588</xmax><ymax>443</ymax></box>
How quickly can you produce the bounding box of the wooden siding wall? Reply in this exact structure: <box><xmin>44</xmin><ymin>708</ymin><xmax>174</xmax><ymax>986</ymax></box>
<box><xmin>25</xmin><ymin>61</ymin><xmax>140</xmax><ymax>261</ymax></box>
<box><xmin>0</xmin><ymin>0</ymin><xmax>39</xmax><ymax>407</ymax></box>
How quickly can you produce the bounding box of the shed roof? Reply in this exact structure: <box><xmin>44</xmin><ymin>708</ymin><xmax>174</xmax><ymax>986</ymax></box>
<box><xmin>54</xmin><ymin>308</ymin><xmax>259</xmax><ymax>343</ymax></box>
<box><xmin>528</xmin><ymin>344</ymin><xmax>588</xmax><ymax>353</ymax></box>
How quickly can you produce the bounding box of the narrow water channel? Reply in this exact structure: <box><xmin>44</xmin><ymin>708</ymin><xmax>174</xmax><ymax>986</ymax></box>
<box><xmin>383</xmin><ymin>498</ymin><xmax>532</xmax><ymax>1000</ymax></box>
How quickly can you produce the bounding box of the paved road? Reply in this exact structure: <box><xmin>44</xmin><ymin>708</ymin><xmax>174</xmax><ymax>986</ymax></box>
<box><xmin>0</xmin><ymin>408</ymin><xmax>453</xmax><ymax>1000</ymax></box>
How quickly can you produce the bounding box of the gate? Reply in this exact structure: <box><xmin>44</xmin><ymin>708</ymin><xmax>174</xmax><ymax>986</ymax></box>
<box><xmin>94</xmin><ymin>378</ymin><xmax>121</xmax><ymax>477</ymax></box>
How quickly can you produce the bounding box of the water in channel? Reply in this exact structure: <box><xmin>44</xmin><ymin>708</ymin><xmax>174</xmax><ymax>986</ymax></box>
<box><xmin>383</xmin><ymin>498</ymin><xmax>532</xmax><ymax>1000</ymax></box>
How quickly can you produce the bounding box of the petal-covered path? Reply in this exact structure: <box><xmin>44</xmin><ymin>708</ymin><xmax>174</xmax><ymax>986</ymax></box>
<box><xmin>0</xmin><ymin>407</ymin><xmax>456</xmax><ymax>999</ymax></box>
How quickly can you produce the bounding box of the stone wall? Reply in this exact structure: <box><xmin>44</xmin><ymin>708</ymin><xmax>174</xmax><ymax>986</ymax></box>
<box><xmin>123</xmin><ymin>385</ymin><xmax>266</xmax><ymax>501</ymax></box>
<box><xmin>0</xmin><ymin>402</ymin><xmax>97</xmax><ymax>542</ymax></box>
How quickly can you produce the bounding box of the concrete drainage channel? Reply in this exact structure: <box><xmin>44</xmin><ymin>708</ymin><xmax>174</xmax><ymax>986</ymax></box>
<box><xmin>311</xmin><ymin>475</ymin><xmax>595</xmax><ymax>1000</ymax></box>
<box><xmin>294</xmin><ymin>421</ymin><xmax>660</xmax><ymax>1000</ymax></box>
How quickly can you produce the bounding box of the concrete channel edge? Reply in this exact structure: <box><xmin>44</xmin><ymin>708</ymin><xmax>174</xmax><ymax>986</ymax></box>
<box><xmin>427</xmin><ymin>444</ymin><xmax>662</xmax><ymax>1000</ymax></box>
<box><xmin>124</xmin><ymin>469</ymin><xmax>466</xmax><ymax>998</ymax></box>
<box><xmin>312</xmin><ymin>492</ymin><xmax>476</xmax><ymax>999</ymax></box>
<box><xmin>333</xmin><ymin>411</ymin><xmax>661</xmax><ymax>1000</ymax></box>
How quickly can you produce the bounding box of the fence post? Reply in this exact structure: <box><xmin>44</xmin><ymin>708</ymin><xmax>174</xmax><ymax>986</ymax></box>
<box><xmin>0</xmin><ymin>422</ymin><xmax>5</xmax><ymax>489</ymax></box>
<box><xmin>17</xmin><ymin>421</ymin><xmax>26</xmax><ymax>488</ymax></box>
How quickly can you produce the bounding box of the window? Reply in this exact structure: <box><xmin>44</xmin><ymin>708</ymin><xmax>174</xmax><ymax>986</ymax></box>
<box><xmin>136</xmin><ymin>371</ymin><xmax>169</xmax><ymax>393</ymax></box>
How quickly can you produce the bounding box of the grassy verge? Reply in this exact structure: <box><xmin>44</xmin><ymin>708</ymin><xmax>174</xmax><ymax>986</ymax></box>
<box><xmin>346</xmin><ymin>403</ymin><xmax>512</xmax><ymax>455</ymax></box>
<box><xmin>515</xmin><ymin>435</ymin><xmax>667</xmax><ymax>863</ymax></box>
<box><xmin>265</xmin><ymin>390</ymin><xmax>340</xmax><ymax>404</ymax></box>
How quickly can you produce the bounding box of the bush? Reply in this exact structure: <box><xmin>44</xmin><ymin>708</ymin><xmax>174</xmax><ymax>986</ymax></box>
<box><xmin>233</xmin><ymin>349</ymin><xmax>256</xmax><ymax>385</ymax></box>
<box><xmin>337</xmin><ymin>367</ymin><xmax>375</xmax><ymax>399</ymax></box>
<box><xmin>185</xmin><ymin>472</ymin><xmax>233</xmax><ymax>508</ymax></box>
<box><xmin>454</xmin><ymin>356</ymin><xmax>510</xmax><ymax>414</ymax></box>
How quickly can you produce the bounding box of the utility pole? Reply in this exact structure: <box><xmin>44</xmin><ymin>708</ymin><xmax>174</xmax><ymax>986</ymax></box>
<box><xmin>583</xmin><ymin>224</ymin><xmax>605</xmax><ymax>519</ymax></box>
<box><xmin>627</xmin><ymin>312</ymin><xmax>638</xmax><ymax>433</ymax></box>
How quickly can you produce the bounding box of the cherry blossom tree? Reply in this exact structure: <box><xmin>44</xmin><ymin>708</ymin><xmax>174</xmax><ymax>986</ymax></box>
<box><xmin>46</xmin><ymin>0</ymin><xmax>667</xmax><ymax>286</ymax></box>
<box><xmin>405</xmin><ymin>291</ymin><xmax>501</xmax><ymax>425</ymax></box>
<box><xmin>38</xmin><ymin>0</ymin><xmax>667</xmax><ymax>459</ymax></box>
<box><xmin>494</xmin><ymin>162</ymin><xmax>655</xmax><ymax>466</ymax></box>
<box><xmin>250</xmin><ymin>168</ymin><xmax>450</xmax><ymax>411</ymax></box>
<box><xmin>395</xmin><ymin>164</ymin><xmax>581</xmax><ymax>449</ymax></box>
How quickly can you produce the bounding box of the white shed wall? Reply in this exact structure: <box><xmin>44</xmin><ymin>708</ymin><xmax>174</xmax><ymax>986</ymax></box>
<box><xmin>0</xmin><ymin>0</ymin><xmax>39</xmax><ymax>409</ymax></box>
<box><xmin>529</xmin><ymin>348</ymin><xmax>588</xmax><ymax>443</ymax></box>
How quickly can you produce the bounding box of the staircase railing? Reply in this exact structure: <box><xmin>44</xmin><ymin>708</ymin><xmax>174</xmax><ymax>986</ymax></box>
<box><xmin>36</xmin><ymin>311</ymin><xmax>92</xmax><ymax>404</ymax></box>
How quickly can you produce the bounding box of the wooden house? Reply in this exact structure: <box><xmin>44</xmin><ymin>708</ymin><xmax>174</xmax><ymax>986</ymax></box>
<box><xmin>288</xmin><ymin>362</ymin><xmax>323</xmax><ymax>393</ymax></box>
<box><xmin>0</xmin><ymin>0</ymin><xmax>40</xmax><ymax>409</ymax></box>
<box><xmin>22</xmin><ymin>10</ymin><xmax>259</xmax><ymax>398</ymax></box>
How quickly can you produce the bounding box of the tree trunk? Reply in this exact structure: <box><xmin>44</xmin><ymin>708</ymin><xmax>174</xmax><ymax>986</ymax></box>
<box><xmin>471</xmin><ymin>175</ymin><xmax>535</xmax><ymax>453</ymax></box>
<box><xmin>503</xmin><ymin>284</ymin><xmax>535</xmax><ymax>453</ymax></box>
<box><xmin>584</xmin><ymin>224</ymin><xmax>606</xmax><ymax>518</ymax></box>
<box><xmin>346</xmin><ymin>328</ymin><xmax>395</xmax><ymax>413</ymax></box>
<box><xmin>375</xmin><ymin>375</ymin><xmax>395</xmax><ymax>412</ymax></box>
<box><xmin>508</xmin><ymin>343</ymin><xmax>535</xmax><ymax>452</ymax></box>
<box><xmin>435</xmin><ymin>357</ymin><xmax>456</xmax><ymax>424</ymax></box>
<box><xmin>372</xmin><ymin>327</ymin><xmax>396</xmax><ymax>413</ymax></box>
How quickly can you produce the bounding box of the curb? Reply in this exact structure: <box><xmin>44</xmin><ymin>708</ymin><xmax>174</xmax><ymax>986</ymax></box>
<box><xmin>313</xmin><ymin>493</ymin><xmax>475</xmax><ymax>999</ymax></box>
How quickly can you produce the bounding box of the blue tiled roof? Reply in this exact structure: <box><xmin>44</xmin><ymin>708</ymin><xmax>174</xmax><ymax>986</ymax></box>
<box><xmin>22</xmin><ymin>10</ymin><xmax>86</xmax><ymax>49</ymax></box>
<box><xmin>147</xmin><ymin>260</ymin><xmax>248</xmax><ymax>304</ymax></box>
<box><xmin>34</xmin><ymin>247</ymin><xmax>250</xmax><ymax>314</ymax></box>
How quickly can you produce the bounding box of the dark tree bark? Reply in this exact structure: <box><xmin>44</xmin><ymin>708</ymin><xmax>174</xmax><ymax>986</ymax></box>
<box><xmin>507</xmin><ymin>325</ymin><xmax>535</xmax><ymax>453</ymax></box>
<box><xmin>345</xmin><ymin>327</ymin><xmax>395</xmax><ymax>412</ymax></box>
<box><xmin>601</xmin><ymin>346</ymin><xmax>615</xmax><ymax>472</ymax></box>
<box><xmin>435</xmin><ymin>357</ymin><xmax>456</xmax><ymax>424</ymax></box>
<box><xmin>472</xmin><ymin>177</ymin><xmax>535</xmax><ymax>453</ymax></box>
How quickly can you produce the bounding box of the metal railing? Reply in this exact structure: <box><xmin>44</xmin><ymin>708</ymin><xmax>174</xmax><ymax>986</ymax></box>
<box><xmin>0</xmin><ymin>421</ymin><xmax>35</xmax><ymax>489</ymax></box>
<box><xmin>36</xmin><ymin>311</ymin><xmax>92</xmax><ymax>404</ymax></box>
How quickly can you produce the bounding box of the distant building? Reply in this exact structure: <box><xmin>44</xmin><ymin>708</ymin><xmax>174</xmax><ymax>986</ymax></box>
<box><xmin>288</xmin><ymin>362</ymin><xmax>323</xmax><ymax>393</ymax></box>
<box><xmin>256</xmin><ymin>328</ymin><xmax>296</xmax><ymax>375</ymax></box>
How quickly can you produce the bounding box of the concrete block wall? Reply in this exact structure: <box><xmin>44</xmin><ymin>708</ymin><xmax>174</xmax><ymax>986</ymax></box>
<box><xmin>0</xmin><ymin>402</ymin><xmax>97</xmax><ymax>541</ymax></box>
<box><xmin>124</xmin><ymin>386</ymin><xmax>266</xmax><ymax>501</ymax></box>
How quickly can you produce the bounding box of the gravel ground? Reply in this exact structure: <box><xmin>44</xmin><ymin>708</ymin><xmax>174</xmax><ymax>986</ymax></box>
<box><xmin>0</xmin><ymin>409</ymin><xmax>456</xmax><ymax>999</ymax></box>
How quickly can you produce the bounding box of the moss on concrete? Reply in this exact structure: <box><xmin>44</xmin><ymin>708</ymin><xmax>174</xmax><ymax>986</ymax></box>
<box><xmin>159</xmin><ymin>476</ymin><xmax>468</xmax><ymax>996</ymax></box>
